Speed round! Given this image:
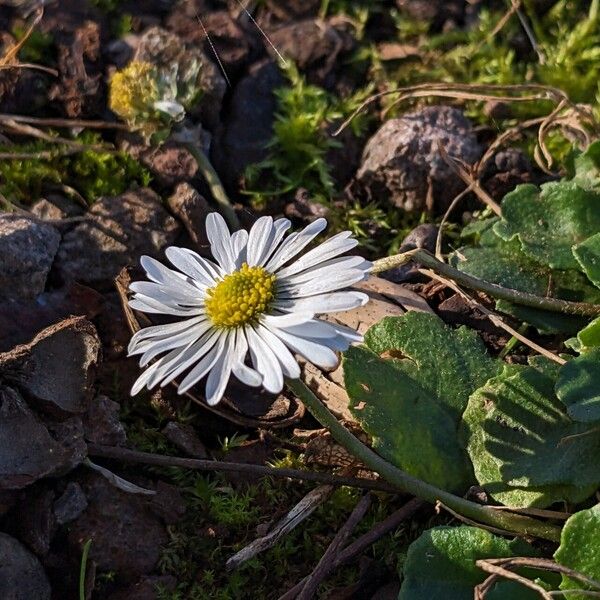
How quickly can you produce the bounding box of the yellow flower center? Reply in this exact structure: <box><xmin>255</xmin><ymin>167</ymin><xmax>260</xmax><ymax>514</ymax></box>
<box><xmin>205</xmin><ymin>263</ymin><xmax>276</xmax><ymax>328</ymax></box>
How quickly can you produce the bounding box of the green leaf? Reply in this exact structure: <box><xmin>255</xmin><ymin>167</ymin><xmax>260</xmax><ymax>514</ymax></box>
<box><xmin>345</xmin><ymin>313</ymin><xmax>502</xmax><ymax>491</ymax></box>
<box><xmin>494</xmin><ymin>181</ymin><xmax>600</xmax><ymax>271</ymax></box>
<box><xmin>573</xmin><ymin>232</ymin><xmax>600</xmax><ymax>289</ymax></box>
<box><xmin>554</xmin><ymin>505</ymin><xmax>600</xmax><ymax>600</ymax></box>
<box><xmin>398</xmin><ymin>526</ymin><xmax>542</xmax><ymax>600</ymax></box>
<box><xmin>453</xmin><ymin>233</ymin><xmax>600</xmax><ymax>333</ymax></box>
<box><xmin>364</xmin><ymin>313</ymin><xmax>500</xmax><ymax>419</ymax></box>
<box><xmin>344</xmin><ymin>345</ymin><xmax>472</xmax><ymax>492</ymax></box>
<box><xmin>572</xmin><ymin>140</ymin><xmax>600</xmax><ymax>192</ymax></box>
<box><xmin>556</xmin><ymin>349</ymin><xmax>600</xmax><ymax>423</ymax></box>
<box><xmin>462</xmin><ymin>366</ymin><xmax>598</xmax><ymax>507</ymax></box>
<box><xmin>577</xmin><ymin>316</ymin><xmax>600</xmax><ymax>351</ymax></box>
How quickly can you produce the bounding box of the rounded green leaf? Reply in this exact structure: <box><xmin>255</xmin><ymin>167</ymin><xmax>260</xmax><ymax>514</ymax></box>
<box><xmin>399</xmin><ymin>526</ymin><xmax>542</xmax><ymax>600</ymax></box>
<box><xmin>556</xmin><ymin>348</ymin><xmax>600</xmax><ymax>422</ymax></box>
<box><xmin>554</xmin><ymin>505</ymin><xmax>600</xmax><ymax>600</ymax></box>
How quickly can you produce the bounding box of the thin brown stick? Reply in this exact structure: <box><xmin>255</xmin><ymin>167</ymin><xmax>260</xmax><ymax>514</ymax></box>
<box><xmin>437</xmin><ymin>142</ymin><xmax>502</xmax><ymax>215</ymax></box>
<box><xmin>435</xmin><ymin>185</ymin><xmax>473</xmax><ymax>259</ymax></box>
<box><xmin>86</xmin><ymin>444</ymin><xmax>401</xmax><ymax>494</ymax></box>
<box><xmin>436</xmin><ymin>501</ymin><xmax>516</xmax><ymax>537</ymax></box>
<box><xmin>475</xmin><ymin>562</ymin><xmax>552</xmax><ymax>600</ymax></box>
<box><xmin>481</xmin><ymin>558</ymin><xmax>600</xmax><ymax>591</ymax></box>
<box><xmin>0</xmin><ymin>113</ymin><xmax>129</xmax><ymax>130</ymax></box>
<box><xmin>297</xmin><ymin>493</ymin><xmax>372</xmax><ymax>600</ymax></box>
<box><xmin>279</xmin><ymin>497</ymin><xmax>424</xmax><ymax>600</ymax></box>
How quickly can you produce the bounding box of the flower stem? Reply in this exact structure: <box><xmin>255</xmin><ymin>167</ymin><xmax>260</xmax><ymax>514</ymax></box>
<box><xmin>372</xmin><ymin>249</ymin><xmax>600</xmax><ymax>318</ymax></box>
<box><xmin>185</xmin><ymin>142</ymin><xmax>240</xmax><ymax>230</ymax></box>
<box><xmin>286</xmin><ymin>377</ymin><xmax>562</xmax><ymax>542</ymax></box>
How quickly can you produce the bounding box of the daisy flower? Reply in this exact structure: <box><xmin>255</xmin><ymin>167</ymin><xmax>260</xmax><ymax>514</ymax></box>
<box><xmin>128</xmin><ymin>213</ymin><xmax>371</xmax><ymax>405</ymax></box>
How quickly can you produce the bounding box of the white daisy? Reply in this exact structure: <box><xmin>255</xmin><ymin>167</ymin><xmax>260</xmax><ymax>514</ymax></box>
<box><xmin>128</xmin><ymin>213</ymin><xmax>371</xmax><ymax>405</ymax></box>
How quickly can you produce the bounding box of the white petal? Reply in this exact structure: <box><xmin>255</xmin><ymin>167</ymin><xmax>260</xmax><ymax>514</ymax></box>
<box><xmin>206</xmin><ymin>213</ymin><xmax>236</xmax><ymax>272</ymax></box>
<box><xmin>267</xmin><ymin>326</ymin><xmax>339</xmax><ymax>369</ymax></box>
<box><xmin>205</xmin><ymin>332</ymin><xmax>236</xmax><ymax>405</ymax></box>
<box><xmin>129</xmin><ymin>296</ymin><xmax>203</xmax><ymax>317</ymax></box>
<box><xmin>166</xmin><ymin>247</ymin><xmax>221</xmax><ymax>286</ymax></box>
<box><xmin>247</xmin><ymin>216</ymin><xmax>274</xmax><ymax>267</ymax></box>
<box><xmin>278</xmin><ymin>256</ymin><xmax>369</xmax><ymax>287</ymax></box>
<box><xmin>140</xmin><ymin>256</ymin><xmax>203</xmax><ymax>297</ymax></box>
<box><xmin>275</xmin><ymin>231</ymin><xmax>357</xmax><ymax>278</ymax></box>
<box><xmin>130</xmin><ymin>344</ymin><xmax>189</xmax><ymax>394</ymax></box>
<box><xmin>246</xmin><ymin>326</ymin><xmax>284</xmax><ymax>394</ymax></box>
<box><xmin>137</xmin><ymin>320</ymin><xmax>212</xmax><ymax>367</ymax></box>
<box><xmin>255</xmin><ymin>324</ymin><xmax>300</xmax><ymax>379</ymax></box>
<box><xmin>264</xmin><ymin>218</ymin><xmax>327</xmax><ymax>273</ymax></box>
<box><xmin>230</xmin><ymin>229</ymin><xmax>249</xmax><ymax>266</ymax></box>
<box><xmin>277</xmin><ymin>269</ymin><xmax>368</xmax><ymax>298</ymax></box>
<box><xmin>276</xmin><ymin>319</ymin><xmax>339</xmax><ymax>340</ymax></box>
<box><xmin>129</xmin><ymin>316</ymin><xmax>205</xmax><ymax>351</ymax></box>
<box><xmin>273</xmin><ymin>291</ymin><xmax>368</xmax><ymax>314</ymax></box>
<box><xmin>159</xmin><ymin>329</ymin><xmax>221</xmax><ymax>386</ymax></box>
<box><xmin>261</xmin><ymin>312</ymin><xmax>314</xmax><ymax>328</ymax></box>
<box><xmin>177</xmin><ymin>331</ymin><xmax>228</xmax><ymax>394</ymax></box>
<box><xmin>129</xmin><ymin>281</ymin><xmax>204</xmax><ymax>305</ymax></box>
<box><xmin>231</xmin><ymin>330</ymin><xmax>262</xmax><ymax>387</ymax></box>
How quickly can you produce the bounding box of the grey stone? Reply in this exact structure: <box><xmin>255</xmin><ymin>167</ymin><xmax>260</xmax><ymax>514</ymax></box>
<box><xmin>0</xmin><ymin>386</ymin><xmax>86</xmax><ymax>490</ymax></box>
<box><xmin>53</xmin><ymin>482</ymin><xmax>88</xmax><ymax>525</ymax></box>
<box><xmin>0</xmin><ymin>532</ymin><xmax>51</xmax><ymax>600</ymax></box>
<box><xmin>14</xmin><ymin>486</ymin><xmax>56</xmax><ymax>556</ymax></box>
<box><xmin>213</xmin><ymin>59</ymin><xmax>284</xmax><ymax>191</ymax></box>
<box><xmin>83</xmin><ymin>395</ymin><xmax>127</xmax><ymax>446</ymax></box>
<box><xmin>356</xmin><ymin>106</ymin><xmax>482</xmax><ymax>213</ymax></box>
<box><xmin>0</xmin><ymin>317</ymin><xmax>101</xmax><ymax>418</ymax></box>
<box><xmin>54</xmin><ymin>188</ymin><xmax>180</xmax><ymax>287</ymax></box>
<box><xmin>69</xmin><ymin>473</ymin><xmax>169</xmax><ymax>581</ymax></box>
<box><xmin>167</xmin><ymin>182</ymin><xmax>211</xmax><ymax>252</ymax></box>
<box><xmin>162</xmin><ymin>421</ymin><xmax>207</xmax><ymax>458</ymax></box>
<box><xmin>0</xmin><ymin>215</ymin><xmax>60</xmax><ymax>301</ymax></box>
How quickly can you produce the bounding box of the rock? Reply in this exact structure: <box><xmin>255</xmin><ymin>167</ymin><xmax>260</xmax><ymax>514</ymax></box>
<box><xmin>167</xmin><ymin>183</ymin><xmax>211</xmax><ymax>252</ymax></box>
<box><xmin>14</xmin><ymin>485</ymin><xmax>56</xmax><ymax>556</ymax></box>
<box><xmin>162</xmin><ymin>421</ymin><xmax>208</xmax><ymax>458</ymax></box>
<box><xmin>68</xmin><ymin>473</ymin><xmax>169</xmax><ymax>582</ymax></box>
<box><xmin>481</xmin><ymin>148</ymin><xmax>537</xmax><ymax>201</ymax></box>
<box><xmin>46</xmin><ymin>13</ymin><xmax>105</xmax><ymax>117</ymax></box>
<box><xmin>167</xmin><ymin>9</ymin><xmax>258</xmax><ymax>76</ymax></box>
<box><xmin>0</xmin><ymin>284</ymin><xmax>103</xmax><ymax>353</ymax></box>
<box><xmin>118</xmin><ymin>135</ymin><xmax>199</xmax><ymax>188</ymax></box>
<box><xmin>0</xmin><ymin>386</ymin><xmax>86</xmax><ymax>490</ymax></box>
<box><xmin>83</xmin><ymin>395</ymin><xmax>127</xmax><ymax>446</ymax></box>
<box><xmin>213</xmin><ymin>60</ymin><xmax>284</xmax><ymax>192</ymax></box>
<box><xmin>263</xmin><ymin>0</ymin><xmax>321</xmax><ymax>21</ymax></box>
<box><xmin>107</xmin><ymin>575</ymin><xmax>176</xmax><ymax>600</ymax></box>
<box><xmin>150</xmin><ymin>481</ymin><xmax>186</xmax><ymax>524</ymax></box>
<box><xmin>134</xmin><ymin>26</ymin><xmax>226</xmax><ymax>131</ymax></box>
<box><xmin>54</xmin><ymin>188</ymin><xmax>180</xmax><ymax>287</ymax></box>
<box><xmin>356</xmin><ymin>106</ymin><xmax>482</xmax><ymax>213</ymax></box>
<box><xmin>379</xmin><ymin>223</ymin><xmax>438</xmax><ymax>283</ymax></box>
<box><xmin>0</xmin><ymin>317</ymin><xmax>101</xmax><ymax>418</ymax></box>
<box><xmin>0</xmin><ymin>532</ymin><xmax>51</xmax><ymax>600</ymax></box>
<box><xmin>53</xmin><ymin>482</ymin><xmax>88</xmax><ymax>525</ymax></box>
<box><xmin>284</xmin><ymin>188</ymin><xmax>329</xmax><ymax>224</ymax></box>
<box><xmin>267</xmin><ymin>18</ymin><xmax>354</xmax><ymax>85</ymax></box>
<box><xmin>396</xmin><ymin>0</ymin><xmax>466</xmax><ymax>30</ymax></box>
<box><xmin>0</xmin><ymin>215</ymin><xmax>60</xmax><ymax>301</ymax></box>
<box><xmin>30</xmin><ymin>194</ymin><xmax>85</xmax><ymax>221</ymax></box>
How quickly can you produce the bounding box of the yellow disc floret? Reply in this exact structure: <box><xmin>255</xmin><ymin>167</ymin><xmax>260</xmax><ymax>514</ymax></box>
<box><xmin>205</xmin><ymin>263</ymin><xmax>276</xmax><ymax>328</ymax></box>
<box><xmin>109</xmin><ymin>60</ymin><xmax>160</xmax><ymax>123</ymax></box>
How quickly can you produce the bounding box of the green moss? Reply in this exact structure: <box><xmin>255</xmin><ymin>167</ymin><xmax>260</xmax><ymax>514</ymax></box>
<box><xmin>245</xmin><ymin>63</ymin><xmax>374</xmax><ymax>201</ymax></box>
<box><xmin>0</xmin><ymin>132</ymin><xmax>151</xmax><ymax>205</ymax></box>
<box><xmin>11</xmin><ymin>24</ymin><xmax>54</xmax><ymax>64</ymax></box>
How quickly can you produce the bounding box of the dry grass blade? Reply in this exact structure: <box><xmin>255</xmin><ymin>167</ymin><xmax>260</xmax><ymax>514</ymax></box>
<box><xmin>226</xmin><ymin>485</ymin><xmax>335</xmax><ymax>571</ymax></box>
<box><xmin>421</xmin><ymin>268</ymin><xmax>567</xmax><ymax>365</ymax></box>
<box><xmin>297</xmin><ymin>493</ymin><xmax>372</xmax><ymax>600</ymax></box>
<box><xmin>0</xmin><ymin>7</ymin><xmax>57</xmax><ymax>76</ymax></box>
